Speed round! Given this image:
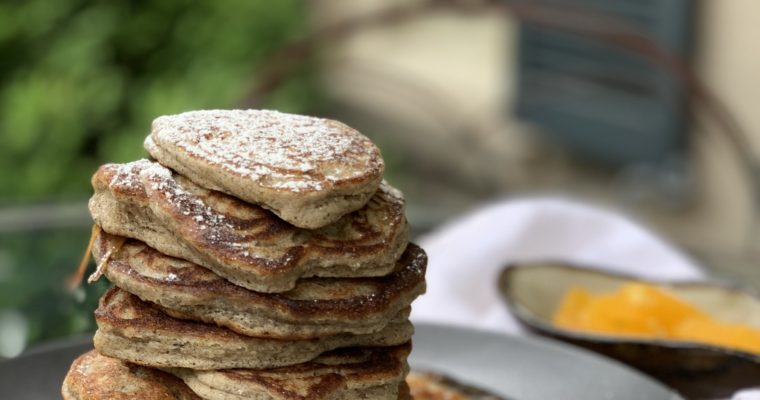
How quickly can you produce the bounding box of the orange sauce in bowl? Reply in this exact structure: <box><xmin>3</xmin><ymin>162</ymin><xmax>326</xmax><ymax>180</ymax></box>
<box><xmin>553</xmin><ymin>283</ymin><xmax>760</xmax><ymax>355</ymax></box>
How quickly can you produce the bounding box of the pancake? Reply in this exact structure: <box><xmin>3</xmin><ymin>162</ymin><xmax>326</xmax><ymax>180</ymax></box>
<box><xmin>62</xmin><ymin>350</ymin><xmax>201</xmax><ymax>400</ymax></box>
<box><xmin>166</xmin><ymin>343</ymin><xmax>411</xmax><ymax>400</ymax></box>
<box><xmin>93</xmin><ymin>230</ymin><xmax>426</xmax><ymax>338</ymax></box>
<box><xmin>145</xmin><ymin>109</ymin><xmax>384</xmax><ymax>229</ymax></box>
<box><xmin>94</xmin><ymin>288</ymin><xmax>413</xmax><ymax>370</ymax></box>
<box><xmin>89</xmin><ymin>159</ymin><xmax>408</xmax><ymax>293</ymax></box>
<box><xmin>407</xmin><ymin>372</ymin><xmax>507</xmax><ymax>400</ymax></box>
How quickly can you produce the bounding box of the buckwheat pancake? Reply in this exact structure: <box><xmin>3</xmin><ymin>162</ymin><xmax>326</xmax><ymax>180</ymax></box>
<box><xmin>94</xmin><ymin>230</ymin><xmax>426</xmax><ymax>338</ymax></box>
<box><xmin>407</xmin><ymin>372</ymin><xmax>506</xmax><ymax>400</ymax></box>
<box><xmin>145</xmin><ymin>109</ymin><xmax>384</xmax><ymax>229</ymax></box>
<box><xmin>94</xmin><ymin>288</ymin><xmax>413</xmax><ymax>370</ymax></box>
<box><xmin>166</xmin><ymin>343</ymin><xmax>411</xmax><ymax>400</ymax></box>
<box><xmin>89</xmin><ymin>159</ymin><xmax>408</xmax><ymax>293</ymax></box>
<box><xmin>62</xmin><ymin>350</ymin><xmax>201</xmax><ymax>400</ymax></box>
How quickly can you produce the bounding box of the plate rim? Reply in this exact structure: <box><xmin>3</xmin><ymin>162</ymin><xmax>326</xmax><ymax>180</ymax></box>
<box><xmin>410</xmin><ymin>322</ymin><xmax>684</xmax><ymax>400</ymax></box>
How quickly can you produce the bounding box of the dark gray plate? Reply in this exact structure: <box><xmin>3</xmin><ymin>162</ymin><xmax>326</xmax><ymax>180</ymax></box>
<box><xmin>410</xmin><ymin>324</ymin><xmax>684</xmax><ymax>400</ymax></box>
<box><xmin>0</xmin><ymin>324</ymin><xmax>681</xmax><ymax>399</ymax></box>
<box><xmin>0</xmin><ymin>335</ymin><xmax>91</xmax><ymax>399</ymax></box>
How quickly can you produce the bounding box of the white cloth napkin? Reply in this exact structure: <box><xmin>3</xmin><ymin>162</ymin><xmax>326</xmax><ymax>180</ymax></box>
<box><xmin>410</xmin><ymin>197</ymin><xmax>759</xmax><ymax>399</ymax></box>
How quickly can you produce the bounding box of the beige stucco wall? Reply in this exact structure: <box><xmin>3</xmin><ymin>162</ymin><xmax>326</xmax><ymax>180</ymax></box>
<box><xmin>699</xmin><ymin>0</ymin><xmax>760</xmax><ymax>154</ymax></box>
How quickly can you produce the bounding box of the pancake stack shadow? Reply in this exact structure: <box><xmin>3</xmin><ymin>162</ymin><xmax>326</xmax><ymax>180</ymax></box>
<box><xmin>62</xmin><ymin>110</ymin><xmax>427</xmax><ymax>400</ymax></box>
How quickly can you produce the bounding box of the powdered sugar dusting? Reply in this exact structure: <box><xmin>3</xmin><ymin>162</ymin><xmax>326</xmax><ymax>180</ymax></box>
<box><xmin>94</xmin><ymin>158</ymin><xmax>408</xmax><ymax>287</ymax></box>
<box><xmin>75</xmin><ymin>358</ymin><xmax>91</xmax><ymax>375</ymax></box>
<box><xmin>139</xmin><ymin>162</ymin><xmax>231</xmax><ymax>236</ymax></box>
<box><xmin>378</xmin><ymin>181</ymin><xmax>404</xmax><ymax>203</ymax></box>
<box><xmin>150</xmin><ymin>110</ymin><xmax>381</xmax><ymax>192</ymax></box>
<box><xmin>108</xmin><ymin>159</ymin><xmax>154</xmax><ymax>191</ymax></box>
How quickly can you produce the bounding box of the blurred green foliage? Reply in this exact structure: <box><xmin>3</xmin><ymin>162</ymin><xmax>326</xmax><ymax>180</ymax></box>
<box><xmin>0</xmin><ymin>228</ymin><xmax>109</xmax><ymax>349</ymax></box>
<box><xmin>0</xmin><ymin>0</ymin><xmax>319</xmax><ymax>351</ymax></box>
<box><xmin>0</xmin><ymin>0</ymin><xmax>317</xmax><ymax>200</ymax></box>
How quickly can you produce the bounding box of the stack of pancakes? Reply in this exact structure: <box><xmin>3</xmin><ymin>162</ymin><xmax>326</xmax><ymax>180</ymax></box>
<box><xmin>63</xmin><ymin>110</ymin><xmax>427</xmax><ymax>400</ymax></box>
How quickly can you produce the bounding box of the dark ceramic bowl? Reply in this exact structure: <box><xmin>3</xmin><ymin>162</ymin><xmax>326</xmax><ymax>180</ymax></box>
<box><xmin>499</xmin><ymin>263</ymin><xmax>760</xmax><ymax>398</ymax></box>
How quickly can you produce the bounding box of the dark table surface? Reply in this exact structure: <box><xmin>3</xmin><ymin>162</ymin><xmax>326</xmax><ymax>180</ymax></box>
<box><xmin>0</xmin><ymin>336</ymin><xmax>91</xmax><ymax>399</ymax></box>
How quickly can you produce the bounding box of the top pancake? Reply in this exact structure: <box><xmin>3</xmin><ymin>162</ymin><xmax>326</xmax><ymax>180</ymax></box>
<box><xmin>62</xmin><ymin>350</ymin><xmax>201</xmax><ymax>400</ymax></box>
<box><xmin>89</xmin><ymin>159</ymin><xmax>408</xmax><ymax>293</ymax></box>
<box><xmin>145</xmin><ymin>109</ymin><xmax>384</xmax><ymax>228</ymax></box>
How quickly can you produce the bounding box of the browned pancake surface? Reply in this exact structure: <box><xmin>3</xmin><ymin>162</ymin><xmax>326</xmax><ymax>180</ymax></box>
<box><xmin>168</xmin><ymin>343</ymin><xmax>411</xmax><ymax>400</ymax></box>
<box><xmin>93</xmin><ymin>288</ymin><xmax>413</xmax><ymax>370</ymax></box>
<box><xmin>62</xmin><ymin>350</ymin><xmax>201</xmax><ymax>400</ymax></box>
<box><xmin>89</xmin><ymin>159</ymin><xmax>408</xmax><ymax>292</ymax></box>
<box><xmin>407</xmin><ymin>372</ymin><xmax>507</xmax><ymax>400</ymax></box>
<box><xmin>94</xmin><ymin>230</ymin><xmax>425</xmax><ymax>337</ymax></box>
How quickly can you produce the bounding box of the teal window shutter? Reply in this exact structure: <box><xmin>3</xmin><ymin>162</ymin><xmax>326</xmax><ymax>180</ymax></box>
<box><xmin>516</xmin><ymin>0</ymin><xmax>693</xmax><ymax>165</ymax></box>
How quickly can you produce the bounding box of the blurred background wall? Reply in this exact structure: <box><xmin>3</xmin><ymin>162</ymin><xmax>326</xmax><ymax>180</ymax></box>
<box><xmin>1</xmin><ymin>0</ymin><xmax>758</xmax><ymax>358</ymax></box>
<box><xmin>312</xmin><ymin>0</ymin><xmax>760</xmax><ymax>282</ymax></box>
